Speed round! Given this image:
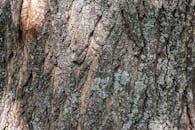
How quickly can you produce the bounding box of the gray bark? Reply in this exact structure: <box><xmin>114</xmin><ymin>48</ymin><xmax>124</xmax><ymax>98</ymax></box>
<box><xmin>0</xmin><ymin>0</ymin><xmax>194</xmax><ymax>130</ymax></box>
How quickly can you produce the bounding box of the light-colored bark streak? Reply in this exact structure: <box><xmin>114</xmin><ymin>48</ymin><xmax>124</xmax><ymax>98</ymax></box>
<box><xmin>77</xmin><ymin>15</ymin><xmax>102</xmax><ymax>130</ymax></box>
<box><xmin>133</xmin><ymin>57</ymin><xmax>139</xmax><ymax>84</ymax></box>
<box><xmin>0</xmin><ymin>94</ymin><xmax>27</xmax><ymax>130</ymax></box>
<box><xmin>20</xmin><ymin>0</ymin><xmax>47</xmax><ymax>41</ymax></box>
<box><xmin>26</xmin><ymin>0</ymin><xmax>32</xmax><ymax>30</ymax></box>
<box><xmin>21</xmin><ymin>0</ymin><xmax>46</xmax><ymax>31</ymax></box>
<box><xmin>49</xmin><ymin>66</ymin><xmax>58</xmax><ymax>130</ymax></box>
<box><xmin>21</xmin><ymin>0</ymin><xmax>32</xmax><ymax>30</ymax></box>
<box><xmin>77</xmin><ymin>34</ymin><xmax>97</xmax><ymax>130</ymax></box>
<box><xmin>43</xmin><ymin>39</ymin><xmax>49</xmax><ymax>68</ymax></box>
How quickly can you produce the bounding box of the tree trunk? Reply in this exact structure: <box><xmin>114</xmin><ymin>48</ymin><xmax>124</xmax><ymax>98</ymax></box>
<box><xmin>0</xmin><ymin>0</ymin><xmax>194</xmax><ymax>130</ymax></box>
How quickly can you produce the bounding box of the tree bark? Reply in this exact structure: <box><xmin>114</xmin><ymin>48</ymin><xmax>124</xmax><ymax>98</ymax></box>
<box><xmin>0</xmin><ymin>0</ymin><xmax>194</xmax><ymax>130</ymax></box>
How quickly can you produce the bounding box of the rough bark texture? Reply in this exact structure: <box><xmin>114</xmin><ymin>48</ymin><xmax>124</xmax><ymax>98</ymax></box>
<box><xmin>0</xmin><ymin>0</ymin><xmax>194</xmax><ymax>130</ymax></box>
